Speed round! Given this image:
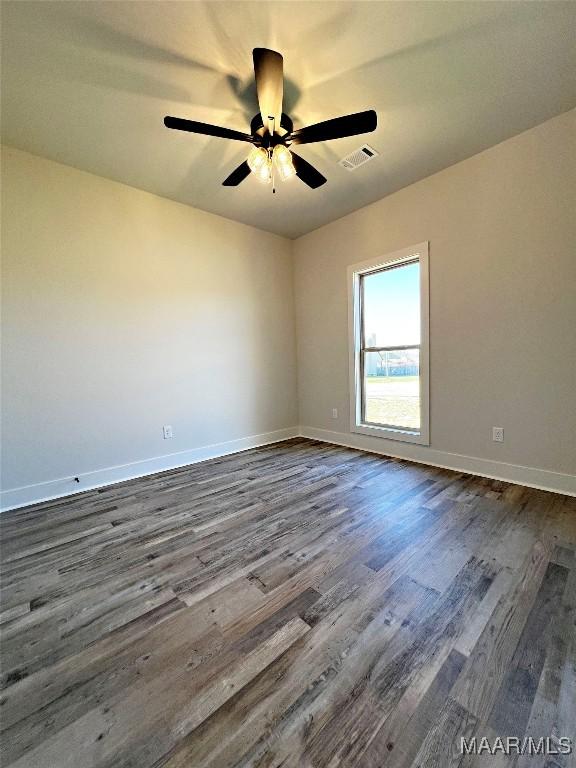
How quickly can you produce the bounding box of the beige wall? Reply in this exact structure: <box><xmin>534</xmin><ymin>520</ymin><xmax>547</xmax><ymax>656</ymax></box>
<box><xmin>294</xmin><ymin>111</ymin><xmax>576</xmax><ymax>476</ymax></box>
<box><xmin>1</xmin><ymin>147</ymin><xmax>297</xmax><ymax>493</ymax></box>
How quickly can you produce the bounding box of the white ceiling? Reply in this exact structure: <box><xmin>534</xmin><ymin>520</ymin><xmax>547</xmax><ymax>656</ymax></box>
<box><xmin>2</xmin><ymin>1</ymin><xmax>575</xmax><ymax>239</ymax></box>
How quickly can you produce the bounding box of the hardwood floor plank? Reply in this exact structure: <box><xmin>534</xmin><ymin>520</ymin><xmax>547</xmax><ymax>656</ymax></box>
<box><xmin>360</xmin><ymin>649</ymin><xmax>468</xmax><ymax>768</ymax></box>
<box><xmin>487</xmin><ymin>562</ymin><xmax>569</xmax><ymax>739</ymax></box>
<box><xmin>515</xmin><ymin>566</ymin><xmax>576</xmax><ymax>768</ymax></box>
<box><xmin>408</xmin><ymin>696</ymin><xmax>479</xmax><ymax>768</ymax></box>
<box><xmin>451</xmin><ymin>539</ymin><xmax>553</xmax><ymax>722</ymax></box>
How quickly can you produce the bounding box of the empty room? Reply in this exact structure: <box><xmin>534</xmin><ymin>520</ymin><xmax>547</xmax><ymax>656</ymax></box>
<box><xmin>1</xmin><ymin>1</ymin><xmax>575</xmax><ymax>766</ymax></box>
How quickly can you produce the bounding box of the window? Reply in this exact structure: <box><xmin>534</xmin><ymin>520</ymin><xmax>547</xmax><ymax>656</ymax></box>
<box><xmin>348</xmin><ymin>242</ymin><xmax>429</xmax><ymax>445</ymax></box>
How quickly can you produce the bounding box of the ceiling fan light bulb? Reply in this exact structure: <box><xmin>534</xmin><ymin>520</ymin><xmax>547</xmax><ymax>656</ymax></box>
<box><xmin>273</xmin><ymin>145</ymin><xmax>292</xmax><ymax>167</ymax></box>
<box><xmin>247</xmin><ymin>146</ymin><xmax>268</xmax><ymax>173</ymax></box>
<box><xmin>255</xmin><ymin>159</ymin><xmax>272</xmax><ymax>184</ymax></box>
<box><xmin>278</xmin><ymin>162</ymin><xmax>296</xmax><ymax>181</ymax></box>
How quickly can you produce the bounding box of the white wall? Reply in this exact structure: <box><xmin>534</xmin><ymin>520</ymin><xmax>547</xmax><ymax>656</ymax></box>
<box><xmin>294</xmin><ymin>111</ymin><xmax>576</xmax><ymax>490</ymax></box>
<box><xmin>1</xmin><ymin>147</ymin><xmax>298</xmax><ymax>506</ymax></box>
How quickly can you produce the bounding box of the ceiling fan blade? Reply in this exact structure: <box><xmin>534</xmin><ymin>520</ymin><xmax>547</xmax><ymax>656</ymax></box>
<box><xmin>290</xmin><ymin>110</ymin><xmax>377</xmax><ymax>145</ymax></box>
<box><xmin>291</xmin><ymin>152</ymin><xmax>327</xmax><ymax>189</ymax></box>
<box><xmin>164</xmin><ymin>116</ymin><xmax>253</xmax><ymax>142</ymax></box>
<box><xmin>222</xmin><ymin>161</ymin><xmax>251</xmax><ymax>186</ymax></box>
<box><xmin>253</xmin><ymin>48</ymin><xmax>283</xmax><ymax>131</ymax></box>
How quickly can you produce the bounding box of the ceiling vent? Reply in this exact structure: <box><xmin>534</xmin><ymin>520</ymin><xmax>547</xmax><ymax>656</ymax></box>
<box><xmin>338</xmin><ymin>144</ymin><xmax>379</xmax><ymax>171</ymax></box>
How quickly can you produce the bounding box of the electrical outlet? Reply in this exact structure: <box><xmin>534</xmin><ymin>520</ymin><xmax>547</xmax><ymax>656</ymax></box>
<box><xmin>332</xmin><ymin>408</ymin><xmax>338</xmax><ymax>419</ymax></box>
<box><xmin>492</xmin><ymin>427</ymin><xmax>504</xmax><ymax>443</ymax></box>
<box><xmin>163</xmin><ymin>425</ymin><xmax>173</xmax><ymax>439</ymax></box>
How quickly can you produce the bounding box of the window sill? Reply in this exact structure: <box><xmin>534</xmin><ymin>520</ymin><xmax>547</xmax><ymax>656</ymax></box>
<box><xmin>351</xmin><ymin>422</ymin><xmax>430</xmax><ymax>446</ymax></box>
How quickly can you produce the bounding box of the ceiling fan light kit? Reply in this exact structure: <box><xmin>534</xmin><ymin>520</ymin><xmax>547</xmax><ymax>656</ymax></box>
<box><xmin>246</xmin><ymin>144</ymin><xmax>296</xmax><ymax>186</ymax></box>
<box><xmin>164</xmin><ymin>48</ymin><xmax>377</xmax><ymax>192</ymax></box>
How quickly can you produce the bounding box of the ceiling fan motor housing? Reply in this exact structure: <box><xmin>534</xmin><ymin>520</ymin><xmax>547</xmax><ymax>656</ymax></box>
<box><xmin>250</xmin><ymin>113</ymin><xmax>294</xmax><ymax>145</ymax></box>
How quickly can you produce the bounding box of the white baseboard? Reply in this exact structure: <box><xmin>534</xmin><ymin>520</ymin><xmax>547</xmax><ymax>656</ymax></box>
<box><xmin>0</xmin><ymin>427</ymin><xmax>300</xmax><ymax>512</ymax></box>
<box><xmin>3</xmin><ymin>425</ymin><xmax>574</xmax><ymax>512</ymax></box>
<box><xmin>299</xmin><ymin>426</ymin><xmax>576</xmax><ymax>497</ymax></box>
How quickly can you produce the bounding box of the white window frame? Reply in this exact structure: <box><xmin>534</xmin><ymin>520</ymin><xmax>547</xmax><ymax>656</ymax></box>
<box><xmin>348</xmin><ymin>241</ymin><xmax>430</xmax><ymax>445</ymax></box>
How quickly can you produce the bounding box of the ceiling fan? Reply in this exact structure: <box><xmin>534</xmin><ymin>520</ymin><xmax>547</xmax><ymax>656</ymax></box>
<box><xmin>164</xmin><ymin>48</ymin><xmax>377</xmax><ymax>191</ymax></box>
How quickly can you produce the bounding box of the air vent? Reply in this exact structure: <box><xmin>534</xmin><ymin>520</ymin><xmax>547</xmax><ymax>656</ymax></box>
<box><xmin>338</xmin><ymin>144</ymin><xmax>379</xmax><ymax>171</ymax></box>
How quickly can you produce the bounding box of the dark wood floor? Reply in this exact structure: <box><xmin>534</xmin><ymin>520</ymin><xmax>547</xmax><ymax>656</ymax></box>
<box><xmin>0</xmin><ymin>438</ymin><xmax>574</xmax><ymax>768</ymax></box>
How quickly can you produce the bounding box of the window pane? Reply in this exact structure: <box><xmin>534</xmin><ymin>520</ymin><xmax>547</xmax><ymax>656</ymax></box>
<box><xmin>364</xmin><ymin>349</ymin><xmax>420</xmax><ymax>430</ymax></box>
<box><xmin>362</xmin><ymin>261</ymin><xmax>420</xmax><ymax>347</ymax></box>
